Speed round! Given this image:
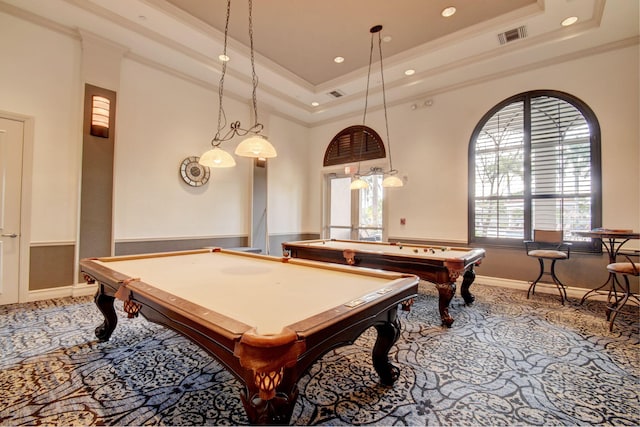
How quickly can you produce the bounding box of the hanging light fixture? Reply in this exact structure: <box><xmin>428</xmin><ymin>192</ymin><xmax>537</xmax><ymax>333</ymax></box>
<box><xmin>350</xmin><ymin>25</ymin><xmax>403</xmax><ymax>190</ymax></box>
<box><xmin>199</xmin><ymin>0</ymin><xmax>276</xmax><ymax>168</ymax></box>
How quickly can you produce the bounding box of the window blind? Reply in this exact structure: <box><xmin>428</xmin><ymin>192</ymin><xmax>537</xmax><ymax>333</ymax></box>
<box><xmin>470</xmin><ymin>91</ymin><xmax>600</xmax><ymax>247</ymax></box>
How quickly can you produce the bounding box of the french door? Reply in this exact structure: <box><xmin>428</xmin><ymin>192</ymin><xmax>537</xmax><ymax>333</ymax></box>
<box><xmin>326</xmin><ymin>173</ymin><xmax>384</xmax><ymax>241</ymax></box>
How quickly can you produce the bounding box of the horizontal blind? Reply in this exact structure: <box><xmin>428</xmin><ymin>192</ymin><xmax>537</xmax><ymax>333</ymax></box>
<box><xmin>530</xmin><ymin>96</ymin><xmax>591</xmax><ymax>235</ymax></box>
<box><xmin>474</xmin><ymin>100</ymin><xmax>525</xmax><ymax>238</ymax></box>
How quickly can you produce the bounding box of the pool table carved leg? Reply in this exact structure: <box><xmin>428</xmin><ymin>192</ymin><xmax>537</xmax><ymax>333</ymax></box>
<box><xmin>460</xmin><ymin>268</ymin><xmax>476</xmax><ymax>305</ymax></box>
<box><xmin>372</xmin><ymin>308</ymin><xmax>401</xmax><ymax>386</ymax></box>
<box><xmin>436</xmin><ymin>282</ymin><xmax>455</xmax><ymax>327</ymax></box>
<box><xmin>94</xmin><ymin>289</ymin><xmax>117</xmax><ymax>342</ymax></box>
<box><xmin>240</xmin><ymin>379</ymin><xmax>298</xmax><ymax>425</ymax></box>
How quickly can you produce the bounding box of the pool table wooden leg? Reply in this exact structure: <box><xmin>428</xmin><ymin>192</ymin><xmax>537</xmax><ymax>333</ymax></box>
<box><xmin>460</xmin><ymin>268</ymin><xmax>476</xmax><ymax>305</ymax></box>
<box><xmin>436</xmin><ymin>282</ymin><xmax>455</xmax><ymax>327</ymax></box>
<box><xmin>372</xmin><ymin>308</ymin><xmax>401</xmax><ymax>385</ymax></box>
<box><xmin>94</xmin><ymin>289</ymin><xmax>117</xmax><ymax>342</ymax></box>
<box><xmin>240</xmin><ymin>375</ymin><xmax>299</xmax><ymax>425</ymax></box>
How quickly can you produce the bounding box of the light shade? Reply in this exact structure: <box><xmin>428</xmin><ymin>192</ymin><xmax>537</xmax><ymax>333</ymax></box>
<box><xmin>350</xmin><ymin>177</ymin><xmax>369</xmax><ymax>190</ymax></box>
<box><xmin>382</xmin><ymin>175</ymin><xmax>404</xmax><ymax>188</ymax></box>
<box><xmin>199</xmin><ymin>147</ymin><xmax>236</xmax><ymax>167</ymax></box>
<box><xmin>235</xmin><ymin>135</ymin><xmax>277</xmax><ymax>158</ymax></box>
<box><xmin>90</xmin><ymin>95</ymin><xmax>110</xmax><ymax>138</ymax></box>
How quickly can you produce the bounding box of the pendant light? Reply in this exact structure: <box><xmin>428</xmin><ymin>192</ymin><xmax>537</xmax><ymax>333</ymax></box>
<box><xmin>350</xmin><ymin>25</ymin><xmax>403</xmax><ymax>189</ymax></box>
<box><xmin>199</xmin><ymin>0</ymin><xmax>276</xmax><ymax>168</ymax></box>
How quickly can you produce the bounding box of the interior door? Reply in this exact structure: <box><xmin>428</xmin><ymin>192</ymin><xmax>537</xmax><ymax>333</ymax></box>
<box><xmin>0</xmin><ymin>117</ymin><xmax>24</xmax><ymax>305</ymax></box>
<box><xmin>326</xmin><ymin>173</ymin><xmax>384</xmax><ymax>241</ymax></box>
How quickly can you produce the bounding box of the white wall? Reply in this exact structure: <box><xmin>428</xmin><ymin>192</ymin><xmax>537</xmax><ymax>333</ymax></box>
<box><xmin>0</xmin><ymin>12</ymin><xmax>82</xmax><ymax>244</ymax></box>
<box><xmin>115</xmin><ymin>59</ymin><xmax>253</xmax><ymax>240</ymax></box>
<box><xmin>114</xmin><ymin>61</ymin><xmax>310</xmax><ymax>241</ymax></box>
<box><xmin>265</xmin><ymin>114</ymin><xmax>310</xmax><ymax>236</ymax></box>
<box><xmin>308</xmin><ymin>45</ymin><xmax>640</xmax><ymax>242</ymax></box>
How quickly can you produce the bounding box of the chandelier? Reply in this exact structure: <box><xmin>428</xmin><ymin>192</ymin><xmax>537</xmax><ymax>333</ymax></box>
<box><xmin>350</xmin><ymin>25</ymin><xmax>403</xmax><ymax>189</ymax></box>
<box><xmin>199</xmin><ymin>0</ymin><xmax>276</xmax><ymax>168</ymax></box>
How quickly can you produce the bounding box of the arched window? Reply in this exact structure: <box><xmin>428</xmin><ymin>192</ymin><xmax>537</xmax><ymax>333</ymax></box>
<box><xmin>468</xmin><ymin>90</ymin><xmax>601</xmax><ymax>250</ymax></box>
<box><xmin>324</xmin><ymin>125</ymin><xmax>386</xmax><ymax>166</ymax></box>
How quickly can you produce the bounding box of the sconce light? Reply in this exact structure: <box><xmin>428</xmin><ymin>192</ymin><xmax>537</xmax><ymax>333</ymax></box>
<box><xmin>90</xmin><ymin>95</ymin><xmax>110</xmax><ymax>138</ymax></box>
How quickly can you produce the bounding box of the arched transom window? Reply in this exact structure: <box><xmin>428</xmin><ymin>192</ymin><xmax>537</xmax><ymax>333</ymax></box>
<box><xmin>324</xmin><ymin>125</ymin><xmax>386</xmax><ymax>167</ymax></box>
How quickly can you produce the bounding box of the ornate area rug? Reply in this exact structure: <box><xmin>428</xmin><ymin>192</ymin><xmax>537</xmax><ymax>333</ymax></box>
<box><xmin>1</xmin><ymin>283</ymin><xmax>638</xmax><ymax>426</ymax></box>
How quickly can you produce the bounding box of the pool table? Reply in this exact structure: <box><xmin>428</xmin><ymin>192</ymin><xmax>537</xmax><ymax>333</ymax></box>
<box><xmin>80</xmin><ymin>248</ymin><xmax>418</xmax><ymax>425</ymax></box>
<box><xmin>282</xmin><ymin>239</ymin><xmax>486</xmax><ymax>327</ymax></box>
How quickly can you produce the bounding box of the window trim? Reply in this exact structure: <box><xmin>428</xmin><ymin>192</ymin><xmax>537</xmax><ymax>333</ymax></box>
<box><xmin>468</xmin><ymin>90</ymin><xmax>602</xmax><ymax>251</ymax></box>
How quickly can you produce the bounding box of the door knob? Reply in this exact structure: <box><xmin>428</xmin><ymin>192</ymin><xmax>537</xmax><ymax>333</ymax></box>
<box><xmin>1</xmin><ymin>233</ymin><xmax>18</xmax><ymax>238</ymax></box>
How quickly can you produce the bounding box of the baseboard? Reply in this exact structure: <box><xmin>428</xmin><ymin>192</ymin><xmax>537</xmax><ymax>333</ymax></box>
<box><xmin>474</xmin><ymin>275</ymin><xmax>615</xmax><ymax>302</ymax></box>
<box><xmin>27</xmin><ymin>283</ymin><xmax>97</xmax><ymax>302</ymax></box>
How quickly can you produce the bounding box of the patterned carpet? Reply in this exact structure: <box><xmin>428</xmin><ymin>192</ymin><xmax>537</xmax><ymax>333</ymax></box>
<box><xmin>0</xmin><ymin>282</ymin><xmax>638</xmax><ymax>426</ymax></box>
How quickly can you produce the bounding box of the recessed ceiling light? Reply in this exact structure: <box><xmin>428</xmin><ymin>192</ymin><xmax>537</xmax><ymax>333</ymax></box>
<box><xmin>561</xmin><ymin>16</ymin><xmax>578</xmax><ymax>27</ymax></box>
<box><xmin>219</xmin><ymin>54</ymin><xmax>230</xmax><ymax>62</ymax></box>
<box><xmin>138</xmin><ymin>15</ymin><xmax>147</xmax><ymax>21</ymax></box>
<box><xmin>404</xmin><ymin>69</ymin><xmax>416</xmax><ymax>76</ymax></box>
<box><xmin>311</xmin><ymin>101</ymin><xmax>319</xmax><ymax>107</ymax></box>
<box><xmin>334</xmin><ymin>56</ymin><xmax>345</xmax><ymax>64</ymax></box>
<box><xmin>382</xmin><ymin>35</ymin><xmax>392</xmax><ymax>43</ymax></box>
<box><xmin>441</xmin><ymin>7</ymin><xmax>456</xmax><ymax>18</ymax></box>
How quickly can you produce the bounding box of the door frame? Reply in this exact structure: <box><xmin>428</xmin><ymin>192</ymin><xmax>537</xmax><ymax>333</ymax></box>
<box><xmin>1</xmin><ymin>110</ymin><xmax>34</xmax><ymax>303</ymax></box>
<box><xmin>321</xmin><ymin>163</ymin><xmax>389</xmax><ymax>241</ymax></box>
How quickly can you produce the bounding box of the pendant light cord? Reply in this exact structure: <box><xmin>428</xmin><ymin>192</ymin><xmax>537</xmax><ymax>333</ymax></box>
<box><xmin>362</xmin><ymin>31</ymin><xmax>374</xmax><ymax>126</ymax></box>
<box><xmin>214</xmin><ymin>0</ymin><xmax>232</xmax><ymax>145</ymax></box>
<box><xmin>248</xmin><ymin>0</ymin><xmax>260</xmax><ymax>128</ymax></box>
<box><xmin>377</xmin><ymin>31</ymin><xmax>395</xmax><ymax>174</ymax></box>
<box><xmin>355</xmin><ymin>29</ymin><xmax>376</xmax><ymax>177</ymax></box>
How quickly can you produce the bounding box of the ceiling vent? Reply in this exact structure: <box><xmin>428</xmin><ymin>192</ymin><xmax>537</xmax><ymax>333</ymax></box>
<box><xmin>327</xmin><ymin>89</ymin><xmax>345</xmax><ymax>98</ymax></box>
<box><xmin>498</xmin><ymin>25</ymin><xmax>527</xmax><ymax>45</ymax></box>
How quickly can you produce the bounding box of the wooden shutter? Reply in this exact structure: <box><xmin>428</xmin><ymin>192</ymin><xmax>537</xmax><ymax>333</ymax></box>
<box><xmin>324</xmin><ymin>125</ymin><xmax>386</xmax><ymax>166</ymax></box>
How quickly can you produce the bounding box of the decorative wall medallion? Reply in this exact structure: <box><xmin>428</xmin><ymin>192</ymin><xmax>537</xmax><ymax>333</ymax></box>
<box><xmin>180</xmin><ymin>156</ymin><xmax>210</xmax><ymax>187</ymax></box>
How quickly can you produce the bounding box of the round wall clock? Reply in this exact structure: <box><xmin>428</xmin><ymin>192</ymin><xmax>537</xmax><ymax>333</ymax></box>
<box><xmin>180</xmin><ymin>156</ymin><xmax>210</xmax><ymax>187</ymax></box>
